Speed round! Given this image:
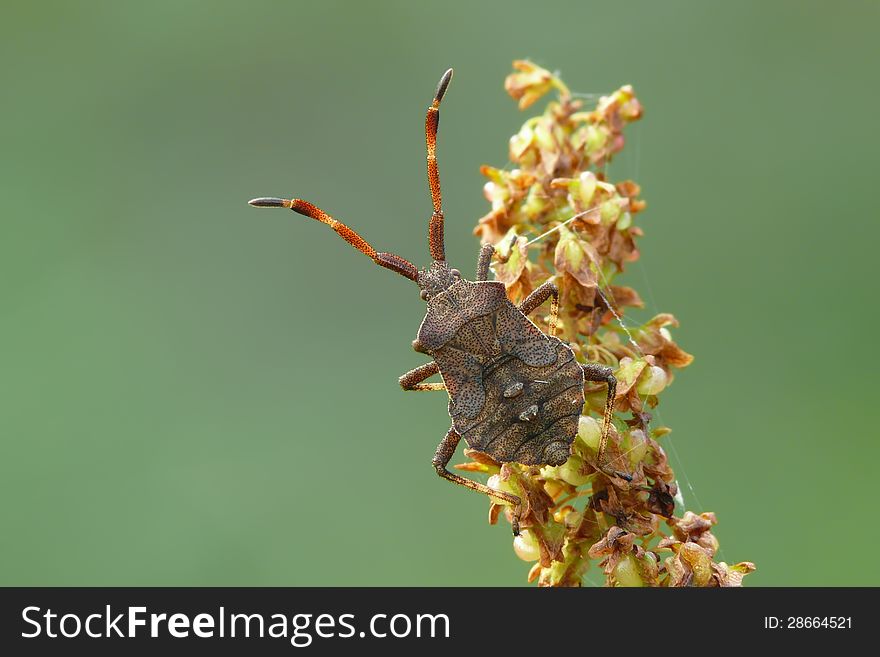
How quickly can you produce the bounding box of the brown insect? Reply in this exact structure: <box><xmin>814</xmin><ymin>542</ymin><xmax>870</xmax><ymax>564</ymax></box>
<box><xmin>249</xmin><ymin>69</ymin><xmax>625</xmax><ymax>534</ymax></box>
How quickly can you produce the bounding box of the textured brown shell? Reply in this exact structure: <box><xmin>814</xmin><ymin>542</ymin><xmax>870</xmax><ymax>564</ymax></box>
<box><xmin>452</xmin><ymin>339</ymin><xmax>583</xmax><ymax>466</ymax></box>
<box><xmin>419</xmin><ymin>280</ymin><xmax>584</xmax><ymax>466</ymax></box>
<box><xmin>416</xmin><ymin>281</ymin><xmax>508</xmax><ymax>351</ymax></box>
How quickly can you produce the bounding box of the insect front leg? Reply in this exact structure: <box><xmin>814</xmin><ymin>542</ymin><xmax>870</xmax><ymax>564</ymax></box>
<box><xmin>399</xmin><ymin>361</ymin><xmax>446</xmax><ymax>392</ymax></box>
<box><xmin>518</xmin><ymin>281</ymin><xmax>560</xmax><ymax>337</ymax></box>
<box><xmin>432</xmin><ymin>428</ymin><xmax>523</xmax><ymax>535</ymax></box>
<box><xmin>475</xmin><ymin>243</ymin><xmax>494</xmax><ymax>281</ymax></box>
<box><xmin>478</xmin><ymin>234</ymin><xmax>521</xmax><ymax>282</ymax></box>
<box><xmin>581</xmin><ymin>363</ymin><xmax>632</xmax><ymax>482</ymax></box>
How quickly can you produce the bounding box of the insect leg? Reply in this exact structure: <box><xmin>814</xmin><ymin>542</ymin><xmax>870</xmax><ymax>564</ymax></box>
<box><xmin>581</xmin><ymin>363</ymin><xmax>631</xmax><ymax>481</ymax></box>
<box><xmin>426</xmin><ymin>68</ymin><xmax>453</xmax><ymax>262</ymax></box>
<box><xmin>475</xmin><ymin>243</ymin><xmax>494</xmax><ymax>281</ymax></box>
<box><xmin>248</xmin><ymin>198</ymin><xmax>420</xmax><ymax>281</ymax></box>
<box><xmin>399</xmin><ymin>361</ymin><xmax>446</xmax><ymax>392</ymax></box>
<box><xmin>432</xmin><ymin>428</ymin><xmax>523</xmax><ymax>535</ymax></box>
<box><xmin>518</xmin><ymin>281</ymin><xmax>560</xmax><ymax>337</ymax></box>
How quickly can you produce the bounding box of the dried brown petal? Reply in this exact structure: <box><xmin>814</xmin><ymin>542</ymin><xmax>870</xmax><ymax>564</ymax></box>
<box><xmin>473</xmin><ymin>206</ymin><xmax>509</xmax><ymax>245</ymax></box>
<box><xmin>679</xmin><ymin>542</ymin><xmax>713</xmax><ymax>587</ymax></box>
<box><xmin>634</xmin><ymin>548</ymin><xmax>661</xmax><ymax>587</ymax></box>
<box><xmin>645</xmin><ymin>479</ymin><xmax>677</xmax><ymax>518</ymax></box>
<box><xmin>500</xmin><ymin>464</ymin><xmax>554</xmax><ymax>528</ymax></box>
<box><xmin>554</xmin><ymin>225</ymin><xmax>600</xmax><ymax>288</ymax></box>
<box><xmin>588</xmin><ymin>526</ymin><xmax>634</xmax><ymax>559</ymax></box>
<box><xmin>671</xmin><ymin>511</ymin><xmax>717</xmax><ymax>540</ymax></box>
<box><xmin>631</xmin><ymin>314</ymin><xmax>694</xmax><ymax>370</ymax></box>
<box><xmin>656</xmin><ymin>536</ymin><xmax>680</xmax><ymax>552</ymax></box>
<box><xmin>665</xmin><ymin>554</ymin><xmax>689</xmax><ymax>587</ymax></box>
<box><xmin>493</xmin><ymin>232</ymin><xmax>530</xmax><ymax>291</ymax></box>
<box><xmin>613</xmin><ymin>357</ymin><xmax>648</xmax><ymax>398</ymax></box>
<box><xmin>505</xmin><ymin>60</ymin><xmax>557</xmax><ymax>110</ymax></box>
<box><xmin>559</xmin><ymin>272</ymin><xmax>597</xmax><ymax>315</ymax></box>
<box><xmin>607</xmin><ymin>285</ymin><xmax>644</xmax><ymax>309</ymax></box>
<box><xmin>607</xmin><ymin>225</ymin><xmax>641</xmax><ymax>267</ymax></box>
<box><xmin>453</xmin><ymin>461</ymin><xmax>494</xmax><ymax>473</ymax></box>
<box><xmin>711</xmin><ymin>561</ymin><xmax>757</xmax><ymax>587</ymax></box>
<box><xmin>531</xmin><ymin>521</ymin><xmax>566</xmax><ymax>567</ymax></box>
<box><xmin>659</xmin><ymin>341</ymin><xmax>695</xmax><ymax>369</ymax></box>
<box><xmin>615</xmin><ymin>180</ymin><xmax>641</xmax><ymax>199</ymax></box>
<box><xmin>527</xmin><ymin>562</ymin><xmax>542</xmax><ymax>583</ymax></box>
<box><xmin>642</xmin><ymin>437</ymin><xmax>674</xmax><ymax>483</ymax></box>
<box><xmin>462</xmin><ymin>449</ymin><xmax>501</xmax><ymax>468</ymax></box>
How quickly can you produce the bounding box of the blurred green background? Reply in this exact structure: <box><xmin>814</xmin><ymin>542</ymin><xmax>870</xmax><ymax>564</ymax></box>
<box><xmin>2</xmin><ymin>1</ymin><xmax>878</xmax><ymax>586</ymax></box>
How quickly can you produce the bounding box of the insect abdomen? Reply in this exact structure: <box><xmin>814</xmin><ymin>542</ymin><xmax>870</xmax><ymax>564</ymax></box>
<box><xmin>454</xmin><ymin>338</ymin><xmax>585</xmax><ymax>466</ymax></box>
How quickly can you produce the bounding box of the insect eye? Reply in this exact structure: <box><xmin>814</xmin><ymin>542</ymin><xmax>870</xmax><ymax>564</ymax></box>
<box><xmin>450</xmin><ymin>268</ymin><xmax>461</xmax><ymax>279</ymax></box>
<box><xmin>420</xmin><ymin>290</ymin><xmax>430</xmax><ymax>301</ymax></box>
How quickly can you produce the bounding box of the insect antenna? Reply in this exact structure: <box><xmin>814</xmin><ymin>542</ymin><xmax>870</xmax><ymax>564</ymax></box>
<box><xmin>247</xmin><ymin>197</ymin><xmax>420</xmax><ymax>281</ymax></box>
<box><xmin>426</xmin><ymin>68</ymin><xmax>453</xmax><ymax>262</ymax></box>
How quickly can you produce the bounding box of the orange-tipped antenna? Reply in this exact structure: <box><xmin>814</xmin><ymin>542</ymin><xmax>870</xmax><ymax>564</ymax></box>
<box><xmin>248</xmin><ymin>197</ymin><xmax>420</xmax><ymax>281</ymax></box>
<box><xmin>426</xmin><ymin>68</ymin><xmax>453</xmax><ymax>262</ymax></box>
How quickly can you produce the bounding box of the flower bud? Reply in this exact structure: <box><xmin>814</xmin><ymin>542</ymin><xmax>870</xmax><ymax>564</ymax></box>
<box><xmin>556</xmin><ymin>455</ymin><xmax>591</xmax><ymax>487</ymax></box>
<box><xmin>577</xmin><ymin>415</ymin><xmax>602</xmax><ymax>452</ymax></box>
<box><xmin>513</xmin><ymin>530</ymin><xmax>541</xmax><ymax>562</ymax></box>
<box><xmin>612</xmin><ymin>554</ymin><xmax>644</xmax><ymax>587</ymax></box>
<box><xmin>625</xmin><ymin>429</ymin><xmax>648</xmax><ymax>465</ymax></box>
<box><xmin>534</xmin><ymin>122</ymin><xmax>555</xmax><ymax>151</ymax></box>
<box><xmin>563</xmin><ymin>510</ymin><xmax>584</xmax><ymax>532</ymax></box>
<box><xmin>509</xmin><ymin>124</ymin><xmax>536</xmax><ymax>165</ymax></box>
<box><xmin>522</xmin><ymin>184</ymin><xmax>548</xmax><ymax>219</ymax></box>
<box><xmin>483</xmin><ymin>181</ymin><xmax>508</xmax><ymax>212</ymax></box>
<box><xmin>578</xmin><ymin>171</ymin><xmax>597</xmax><ymax>206</ymax></box>
<box><xmin>583</xmin><ymin>124</ymin><xmax>607</xmax><ymax>155</ymax></box>
<box><xmin>600</xmin><ymin>198</ymin><xmax>622</xmax><ymax>224</ymax></box>
<box><xmin>487</xmin><ymin>473</ymin><xmax>516</xmax><ymax>504</ymax></box>
<box><xmin>636</xmin><ymin>365</ymin><xmax>668</xmax><ymax>395</ymax></box>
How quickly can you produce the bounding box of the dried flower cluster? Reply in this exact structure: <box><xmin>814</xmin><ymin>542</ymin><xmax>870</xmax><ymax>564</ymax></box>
<box><xmin>458</xmin><ymin>61</ymin><xmax>755</xmax><ymax>586</ymax></box>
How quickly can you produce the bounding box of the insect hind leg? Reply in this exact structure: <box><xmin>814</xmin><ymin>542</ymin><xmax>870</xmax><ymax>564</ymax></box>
<box><xmin>432</xmin><ymin>428</ymin><xmax>523</xmax><ymax>535</ymax></box>
<box><xmin>581</xmin><ymin>363</ymin><xmax>632</xmax><ymax>482</ymax></box>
